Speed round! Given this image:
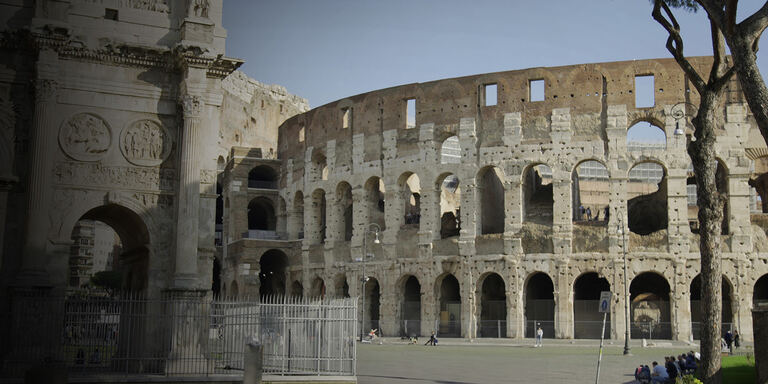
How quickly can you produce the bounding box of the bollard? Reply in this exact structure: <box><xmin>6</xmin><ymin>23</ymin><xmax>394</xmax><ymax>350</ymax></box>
<box><xmin>754</xmin><ymin>305</ymin><xmax>768</xmax><ymax>384</ymax></box>
<box><xmin>243</xmin><ymin>341</ymin><xmax>263</xmax><ymax>384</ymax></box>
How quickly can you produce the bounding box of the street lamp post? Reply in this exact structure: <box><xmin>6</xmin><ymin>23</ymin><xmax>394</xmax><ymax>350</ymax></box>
<box><xmin>619</xmin><ymin>215</ymin><xmax>632</xmax><ymax>356</ymax></box>
<box><xmin>358</xmin><ymin>223</ymin><xmax>380</xmax><ymax>342</ymax></box>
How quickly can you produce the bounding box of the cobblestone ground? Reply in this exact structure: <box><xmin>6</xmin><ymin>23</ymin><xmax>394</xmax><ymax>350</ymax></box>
<box><xmin>356</xmin><ymin>340</ymin><xmax>696</xmax><ymax>384</ymax></box>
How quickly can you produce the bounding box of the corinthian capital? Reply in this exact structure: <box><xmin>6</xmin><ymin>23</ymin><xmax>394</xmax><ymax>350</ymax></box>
<box><xmin>180</xmin><ymin>94</ymin><xmax>202</xmax><ymax>117</ymax></box>
<box><xmin>34</xmin><ymin>79</ymin><xmax>58</xmax><ymax>103</ymax></box>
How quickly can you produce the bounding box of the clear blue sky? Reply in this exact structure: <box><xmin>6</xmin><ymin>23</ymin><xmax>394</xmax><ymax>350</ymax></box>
<box><xmin>223</xmin><ymin>0</ymin><xmax>767</xmax><ymax>109</ymax></box>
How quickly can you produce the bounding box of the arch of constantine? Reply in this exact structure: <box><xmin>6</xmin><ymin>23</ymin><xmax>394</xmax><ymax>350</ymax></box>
<box><xmin>221</xmin><ymin>57</ymin><xmax>768</xmax><ymax>342</ymax></box>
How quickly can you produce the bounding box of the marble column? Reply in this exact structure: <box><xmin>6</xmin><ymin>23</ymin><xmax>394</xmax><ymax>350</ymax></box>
<box><xmin>0</xmin><ymin>178</ymin><xmax>17</xmax><ymax>271</ymax></box>
<box><xmin>173</xmin><ymin>94</ymin><xmax>203</xmax><ymax>289</ymax></box>
<box><xmin>18</xmin><ymin>79</ymin><xmax>58</xmax><ymax>287</ymax></box>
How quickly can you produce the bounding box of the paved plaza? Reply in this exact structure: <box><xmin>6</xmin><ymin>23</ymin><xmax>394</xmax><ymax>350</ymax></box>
<box><xmin>356</xmin><ymin>339</ymin><xmax>701</xmax><ymax>384</ymax></box>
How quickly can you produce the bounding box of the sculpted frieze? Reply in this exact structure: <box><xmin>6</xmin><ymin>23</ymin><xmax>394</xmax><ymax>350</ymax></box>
<box><xmin>53</xmin><ymin>162</ymin><xmax>175</xmax><ymax>191</ymax></box>
<box><xmin>189</xmin><ymin>0</ymin><xmax>210</xmax><ymax>18</ymax></box>
<box><xmin>132</xmin><ymin>192</ymin><xmax>174</xmax><ymax>210</ymax></box>
<box><xmin>200</xmin><ymin>169</ymin><xmax>217</xmax><ymax>184</ymax></box>
<box><xmin>118</xmin><ymin>0</ymin><xmax>170</xmax><ymax>12</ymax></box>
<box><xmin>59</xmin><ymin>113</ymin><xmax>111</xmax><ymax>162</ymax></box>
<box><xmin>121</xmin><ymin>119</ymin><xmax>172</xmax><ymax>167</ymax></box>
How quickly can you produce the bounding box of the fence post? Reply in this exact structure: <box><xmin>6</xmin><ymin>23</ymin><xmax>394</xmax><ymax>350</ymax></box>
<box><xmin>243</xmin><ymin>341</ymin><xmax>263</xmax><ymax>384</ymax></box>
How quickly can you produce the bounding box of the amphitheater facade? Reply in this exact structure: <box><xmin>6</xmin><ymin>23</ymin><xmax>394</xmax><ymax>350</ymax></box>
<box><xmin>221</xmin><ymin>57</ymin><xmax>768</xmax><ymax>343</ymax></box>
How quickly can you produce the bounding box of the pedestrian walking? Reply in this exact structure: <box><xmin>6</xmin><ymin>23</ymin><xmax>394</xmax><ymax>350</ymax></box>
<box><xmin>586</xmin><ymin>207</ymin><xmax>592</xmax><ymax>220</ymax></box>
<box><xmin>425</xmin><ymin>332</ymin><xmax>437</xmax><ymax>346</ymax></box>
<box><xmin>734</xmin><ymin>329</ymin><xmax>740</xmax><ymax>349</ymax></box>
<box><xmin>535</xmin><ymin>324</ymin><xmax>543</xmax><ymax>347</ymax></box>
<box><xmin>725</xmin><ymin>330</ymin><xmax>733</xmax><ymax>353</ymax></box>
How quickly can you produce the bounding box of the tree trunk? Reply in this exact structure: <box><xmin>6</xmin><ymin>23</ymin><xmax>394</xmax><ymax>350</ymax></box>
<box><xmin>728</xmin><ymin>34</ymin><xmax>768</xmax><ymax>147</ymax></box>
<box><xmin>689</xmin><ymin>90</ymin><xmax>725</xmax><ymax>384</ymax></box>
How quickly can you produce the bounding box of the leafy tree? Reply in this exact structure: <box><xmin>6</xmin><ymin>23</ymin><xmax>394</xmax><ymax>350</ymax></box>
<box><xmin>651</xmin><ymin>1</ymin><xmax>735</xmax><ymax>383</ymax></box>
<box><xmin>90</xmin><ymin>270</ymin><xmax>123</xmax><ymax>291</ymax></box>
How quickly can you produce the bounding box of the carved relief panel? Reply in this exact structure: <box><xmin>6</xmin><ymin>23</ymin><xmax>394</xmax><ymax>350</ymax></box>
<box><xmin>120</xmin><ymin>119</ymin><xmax>172</xmax><ymax>167</ymax></box>
<box><xmin>58</xmin><ymin>113</ymin><xmax>111</xmax><ymax>162</ymax></box>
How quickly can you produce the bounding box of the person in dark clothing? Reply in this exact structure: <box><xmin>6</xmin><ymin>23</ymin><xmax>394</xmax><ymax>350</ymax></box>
<box><xmin>425</xmin><ymin>332</ymin><xmax>437</xmax><ymax>346</ymax></box>
<box><xmin>665</xmin><ymin>356</ymin><xmax>679</xmax><ymax>381</ymax></box>
<box><xmin>725</xmin><ymin>330</ymin><xmax>733</xmax><ymax>352</ymax></box>
<box><xmin>734</xmin><ymin>329</ymin><xmax>741</xmax><ymax>349</ymax></box>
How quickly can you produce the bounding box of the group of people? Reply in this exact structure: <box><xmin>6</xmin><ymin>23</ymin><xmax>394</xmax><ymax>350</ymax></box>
<box><xmin>723</xmin><ymin>329</ymin><xmax>741</xmax><ymax>352</ymax></box>
<box><xmin>576</xmin><ymin>205</ymin><xmax>609</xmax><ymax>222</ymax></box>
<box><xmin>634</xmin><ymin>352</ymin><xmax>699</xmax><ymax>383</ymax></box>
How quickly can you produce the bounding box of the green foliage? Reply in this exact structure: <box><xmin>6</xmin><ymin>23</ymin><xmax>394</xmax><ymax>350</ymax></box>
<box><xmin>90</xmin><ymin>270</ymin><xmax>123</xmax><ymax>291</ymax></box>
<box><xmin>676</xmin><ymin>375</ymin><xmax>703</xmax><ymax>384</ymax></box>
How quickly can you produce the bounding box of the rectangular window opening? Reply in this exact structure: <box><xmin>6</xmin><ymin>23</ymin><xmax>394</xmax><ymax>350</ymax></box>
<box><xmin>105</xmin><ymin>8</ymin><xmax>119</xmax><ymax>20</ymax></box>
<box><xmin>406</xmin><ymin>98</ymin><xmax>416</xmax><ymax>129</ymax></box>
<box><xmin>635</xmin><ymin>75</ymin><xmax>655</xmax><ymax>107</ymax></box>
<box><xmin>299</xmin><ymin>126</ymin><xmax>305</xmax><ymax>142</ymax></box>
<box><xmin>342</xmin><ymin>108</ymin><xmax>351</xmax><ymax>129</ymax></box>
<box><xmin>529</xmin><ymin>79</ymin><xmax>544</xmax><ymax>102</ymax></box>
<box><xmin>484</xmin><ymin>83</ymin><xmax>497</xmax><ymax>106</ymax></box>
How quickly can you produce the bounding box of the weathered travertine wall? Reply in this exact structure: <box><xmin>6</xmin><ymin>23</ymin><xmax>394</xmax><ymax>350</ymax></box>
<box><xmin>225</xmin><ymin>57</ymin><xmax>768</xmax><ymax>342</ymax></box>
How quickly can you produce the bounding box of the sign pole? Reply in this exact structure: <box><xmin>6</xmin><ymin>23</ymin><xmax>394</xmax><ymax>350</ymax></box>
<box><xmin>595</xmin><ymin>291</ymin><xmax>611</xmax><ymax>384</ymax></box>
<box><xmin>595</xmin><ymin>311</ymin><xmax>608</xmax><ymax>384</ymax></box>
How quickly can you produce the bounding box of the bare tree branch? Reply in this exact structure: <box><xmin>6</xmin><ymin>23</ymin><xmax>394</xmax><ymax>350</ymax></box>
<box><xmin>653</xmin><ymin>0</ymin><xmax>707</xmax><ymax>92</ymax></box>
<box><xmin>736</xmin><ymin>1</ymin><xmax>768</xmax><ymax>45</ymax></box>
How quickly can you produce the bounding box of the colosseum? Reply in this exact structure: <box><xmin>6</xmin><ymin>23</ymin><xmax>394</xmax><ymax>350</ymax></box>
<box><xmin>220</xmin><ymin>56</ymin><xmax>768</xmax><ymax>343</ymax></box>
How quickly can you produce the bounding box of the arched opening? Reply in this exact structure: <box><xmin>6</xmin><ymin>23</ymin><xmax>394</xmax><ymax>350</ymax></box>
<box><xmin>573</xmin><ymin>272</ymin><xmax>611</xmax><ymax>339</ymax></box>
<box><xmin>479</xmin><ymin>273</ymin><xmax>506</xmax><ymax>338</ymax></box>
<box><xmin>749</xmin><ymin>156</ymin><xmax>768</xmax><ymax>213</ymax></box>
<box><xmin>690</xmin><ymin>275</ymin><xmax>734</xmax><ymax>339</ymax></box>
<box><xmin>311</xmin><ymin>189</ymin><xmax>326</xmax><ymax>244</ymax></box>
<box><xmin>310</xmin><ymin>277</ymin><xmax>325</xmax><ymax>298</ymax></box>
<box><xmin>630</xmin><ymin>272</ymin><xmax>671</xmax><ymax>339</ymax></box>
<box><xmin>217</xmin><ymin>155</ymin><xmax>225</xmax><ymax>171</ymax></box>
<box><xmin>627</xmin><ymin>121</ymin><xmax>666</xmax><ymax>151</ymax></box>
<box><xmin>400</xmin><ymin>276</ymin><xmax>421</xmax><ymax>337</ymax></box>
<box><xmin>312</xmin><ymin>151</ymin><xmax>328</xmax><ymax>181</ymax></box>
<box><xmin>248</xmin><ymin>165</ymin><xmax>278</xmax><ymax>189</ymax></box>
<box><xmin>753</xmin><ymin>274</ymin><xmax>768</xmax><ymax>309</ymax></box>
<box><xmin>478</xmin><ymin>167</ymin><xmax>505</xmax><ymax>235</ymax></box>
<box><xmin>68</xmin><ymin>204</ymin><xmax>149</xmax><ymax>292</ymax></box>
<box><xmin>334</xmin><ymin>274</ymin><xmax>350</xmax><ymax>298</ymax></box>
<box><xmin>525</xmin><ymin>272</ymin><xmax>555</xmax><ymax>338</ymax></box>
<box><xmin>438</xmin><ymin>174</ymin><xmax>461</xmax><ymax>239</ymax></box>
<box><xmin>522</xmin><ymin>164</ymin><xmax>553</xmax><ymax>225</ymax></box>
<box><xmin>247</xmin><ymin>197</ymin><xmax>276</xmax><ymax>234</ymax></box>
<box><xmin>293</xmin><ymin>192</ymin><xmax>304</xmax><ymax>239</ymax></box>
<box><xmin>365</xmin><ymin>177</ymin><xmax>386</xmax><ymax>231</ymax></box>
<box><xmin>364</xmin><ymin>277</ymin><xmax>381</xmax><ymax>334</ymax></box>
<box><xmin>290</xmin><ymin>281</ymin><xmax>303</xmax><ymax>297</ymax></box>
<box><xmin>627</xmin><ymin>162</ymin><xmax>667</xmax><ymax>236</ymax></box>
<box><xmin>259</xmin><ymin>249</ymin><xmax>288</xmax><ymax>297</ymax></box>
<box><xmin>437</xmin><ymin>274</ymin><xmax>461</xmax><ymax>337</ymax></box>
<box><xmin>687</xmin><ymin>160</ymin><xmax>729</xmax><ymax>234</ymax></box>
<box><xmin>572</xmin><ymin>160</ymin><xmax>609</xmax><ymax>224</ymax></box>
<box><xmin>401</xmin><ymin>173</ymin><xmax>421</xmax><ymax>226</ymax></box>
<box><xmin>336</xmin><ymin>182</ymin><xmax>353</xmax><ymax>242</ymax></box>
<box><xmin>440</xmin><ymin>135</ymin><xmax>460</xmax><ymax>164</ymax></box>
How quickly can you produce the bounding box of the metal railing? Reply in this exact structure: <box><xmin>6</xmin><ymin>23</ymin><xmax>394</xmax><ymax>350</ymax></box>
<box><xmin>630</xmin><ymin>321</ymin><xmax>672</xmax><ymax>340</ymax></box>
<box><xmin>1</xmin><ymin>293</ymin><xmax>357</xmax><ymax>378</ymax></box>
<box><xmin>691</xmin><ymin>322</ymin><xmax>733</xmax><ymax>340</ymax></box>
<box><xmin>242</xmin><ymin>230</ymin><xmax>284</xmax><ymax>240</ymax></box>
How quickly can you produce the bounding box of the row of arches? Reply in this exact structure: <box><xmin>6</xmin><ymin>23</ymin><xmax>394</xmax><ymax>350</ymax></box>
<box><xmin>283</xmin><ymin>156</ymin><xmax>729</xmax><ymax>245</ymax></box>
<box><xmin>224</xmin><ymin>250</ymin><xmax>768</xmax><ymax>339</ymax></box>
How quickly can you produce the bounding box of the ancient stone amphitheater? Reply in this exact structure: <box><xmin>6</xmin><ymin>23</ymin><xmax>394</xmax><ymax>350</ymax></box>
<box><xmin>221</xmin><ymin>57</ymin><xmax>768</xmax><ymax>342</ymax></box>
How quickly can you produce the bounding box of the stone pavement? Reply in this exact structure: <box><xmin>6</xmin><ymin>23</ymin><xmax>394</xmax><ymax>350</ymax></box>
<box><xmin>356</xmin><ymin>338</ymin><xmax>718</xmax><ymax>384</ymax></box>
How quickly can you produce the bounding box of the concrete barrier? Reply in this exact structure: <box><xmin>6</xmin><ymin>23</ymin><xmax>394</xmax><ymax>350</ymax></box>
<box><xmin>244</xmin><ymin>341</ymin><xmax>263</xmax><ymax>384</ymax></box>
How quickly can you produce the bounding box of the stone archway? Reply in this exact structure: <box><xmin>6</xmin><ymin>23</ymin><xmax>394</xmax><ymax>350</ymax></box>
<box><xmin>69</xmin><ymin>204</ymin><xmax>151</xmax><ymax>292</ymax></box>
<box><xmin>630</xmin><ymin>272</ymin><xmax>671</xmax><ymax>339</ymax></box>
<box><xmin>259</xmin><ymin>249</ymin><xmax>288</xmax><ymax>297</ymax></box>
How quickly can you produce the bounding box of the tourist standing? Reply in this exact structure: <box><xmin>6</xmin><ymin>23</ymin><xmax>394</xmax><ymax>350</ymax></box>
<box><xmin>734</xmin><ymin>329</ymin><xmax>741</xmax><ymax>349</ymax></box>
<box><xmin>535</xmin><ymin>324</ymin><xmax>543</xmax><ymax>347</ymax></box>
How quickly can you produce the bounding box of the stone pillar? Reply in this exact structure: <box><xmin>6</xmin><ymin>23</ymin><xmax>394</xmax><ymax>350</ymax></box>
<box><xmin>324</xmin><ymin>190</ymin><xmax>338</xmax><ymax>264</ymax></box>
<box><xmin>510</xmin><ymin>264</ymin><xmax>524</xmax><ymax>339</ymax></box>
<box><xmin>379</xmin><ymin>289</ymin><xmax>397</xmax><ymax>337</ymax></box>
<box><xmin>421</xmin><ymin>283</ymin><xmax>436</xmax><ymax>336</ymax></box>
<box><xmin>459</xmin><ymin>177</ymin><xmax>476</xmax><ymax>257</ymax></box>
<box><xmin>672</xmin><ymin>261</ymin><xmax>692</xmax><ymax>341</ymax></box>
<box><xmin>666</xmin><ymin>169</ymin><xmax>690</xmax><ymax>254</ymax></box>
<box><xmin>461</xmin><ymin>262</ymin><xmax>477</xmax><ymax>339</ymax></box>
<box><xmin>554</xmin><ymin>260</ymin><xmax>573</xmax><ymax>339</ymax></box>
<box><xmin>0</xmin><ymin>178</ymin><xmax>17</xmax><ymax>271</ymax></box>
<box><xmin>504</xmin><ymin>178</ymin><xmax>523</xmax><ymax>255</ymax></box>
<box><xmin>18</xmin><ymin>76</ymin><xmax>58</xmax><ymax>287</ymax></box>
<box><xmin>552</xmin><ymin>168</ymin><xmax>572</xmax><ymax>255</ymax></box>
<box><xmin>753</xmin><ymin>305</ymin><xmax>768</xmax><ymax>384</ymax></box>
<box><xmin>173</xmin><ymin>94</ymin><xmax>203</xmax><ymax>289</ymax></box>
